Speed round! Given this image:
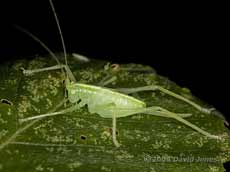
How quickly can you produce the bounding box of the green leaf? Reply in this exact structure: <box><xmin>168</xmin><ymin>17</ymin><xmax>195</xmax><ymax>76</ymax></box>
<box><xmin>0</xmin><ymin>54</ymin><xmax>229</xmax><ymax>172</ymax></box>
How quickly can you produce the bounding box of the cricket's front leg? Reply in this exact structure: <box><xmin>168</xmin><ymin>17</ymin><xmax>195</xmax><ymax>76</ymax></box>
<box><xmin>21</xmin><ymin>65</ymin><xmax>66</xmax><ymax>75</ymax></box>
<box><xmin>21</xmin><ymin>64</ymin><xmax>76</xmax><ymax>82</ymax></box>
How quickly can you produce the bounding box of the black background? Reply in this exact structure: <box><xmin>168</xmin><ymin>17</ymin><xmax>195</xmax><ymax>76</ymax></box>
<box><xmin>0</xmin><ymin>1</ymin><xmax>229</xmax><ymax>169</ymax></box>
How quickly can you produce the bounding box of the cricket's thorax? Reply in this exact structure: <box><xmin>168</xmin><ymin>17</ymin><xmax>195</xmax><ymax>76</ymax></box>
<box><xmin>66</xmin><ymin>82</ymin><xmax>146</xmax><ymax>109</ymax></box>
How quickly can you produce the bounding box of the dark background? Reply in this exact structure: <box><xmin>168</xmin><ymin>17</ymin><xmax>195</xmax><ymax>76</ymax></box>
<box><xmin>0</xmin><ymin>0</ymin><xmax>229</xmax><ymax>170</ymax></box>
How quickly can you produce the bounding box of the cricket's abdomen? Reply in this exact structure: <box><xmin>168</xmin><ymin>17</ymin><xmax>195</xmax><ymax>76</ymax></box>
<box><xmin>66</xmin><ymin>82</ymin><xmax>146</xmax><ymax>109</ymax></box>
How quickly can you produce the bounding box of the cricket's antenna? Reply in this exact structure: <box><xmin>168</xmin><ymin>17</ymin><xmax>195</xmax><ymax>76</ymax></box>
<box><xmin>14</xmin><ymin>25</ymin><xmax>66</xmax><ymax>77</ymax></box>
<box><xmin>14</xmin><ymin>25</ymin><xmax>62</xmax><ymax>67</ymax></box>
<box><xmin>49</xmin><ymin>0</ymin><xmax>68</xmax><ymax>68</ymax></box>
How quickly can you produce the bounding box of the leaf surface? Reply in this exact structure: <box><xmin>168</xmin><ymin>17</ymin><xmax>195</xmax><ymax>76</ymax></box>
<box><xmin>0</xmin><ymin>55</ymin><xmax>229</xmax><ymax>172</ymax></box>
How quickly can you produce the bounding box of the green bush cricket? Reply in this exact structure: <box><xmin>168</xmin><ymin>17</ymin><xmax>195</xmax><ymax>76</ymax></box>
<box><xmin>18</xmin><ymin>0</ymin><xmax>221</xmax><ymax>147</ymax></box>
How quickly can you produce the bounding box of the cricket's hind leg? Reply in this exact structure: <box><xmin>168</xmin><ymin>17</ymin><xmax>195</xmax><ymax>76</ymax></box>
<box><xmin>106</xmin><ymin>106</ymin><xmax>220</xmax><ymax>140</ymax></box>
<box><xmin>138</xmin><ymin>106</ymin><xmax>220</xmax><ymax>139</ymax></box>
<box><xmin>116</xmin><ymin>85</ymin><xmax>214</xmax><ymax>115</ymax></box>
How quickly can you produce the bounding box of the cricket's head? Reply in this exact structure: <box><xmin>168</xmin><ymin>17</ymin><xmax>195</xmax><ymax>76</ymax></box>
<box><xmin>65</xmin><ymin>80</ymin><xmax>79</xmax><ymax>104</ymax></box>
<box><xmin>62</xmin><ymin>63</ymin><xmax>76</xmax><ymax>98</ymax></box>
